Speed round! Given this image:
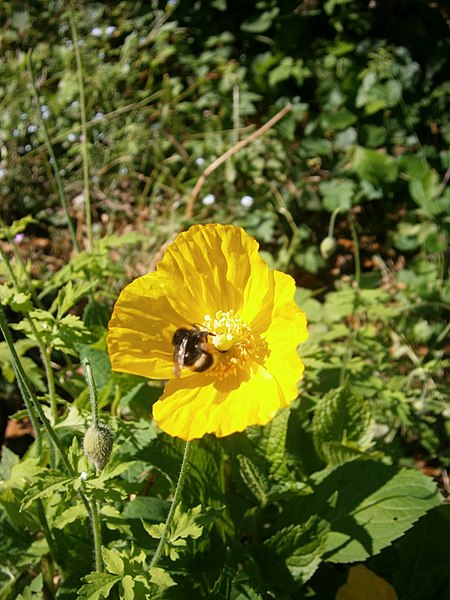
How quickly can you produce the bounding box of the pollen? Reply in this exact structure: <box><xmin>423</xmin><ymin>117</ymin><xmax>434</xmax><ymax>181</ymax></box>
<box><xmin>203</xmin><ymin>310</ymin><xmax>268</xmax><ymax>378</ymax></box>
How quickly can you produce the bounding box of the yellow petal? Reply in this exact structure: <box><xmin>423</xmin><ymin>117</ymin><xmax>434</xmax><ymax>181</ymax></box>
<box><xmin>152</xmin><ymin>363</ymin><xmax>285</xmax><ymax>440</ymax></box>
<box><xmin>336</xmin><ymin>565</ymin><xmax>399</xmax><ymax>600</ymax></box>
<box><xmin>107</xmin><ymin>272</ymin><xmax>181</xmax><ymax>379</ymax></box>
<box><xmin>255</xmin><ymin>270</ymin><xmax>308</xmax><ymax>399</ymax></box>
<box><xmin>156</xmin><ymin>223</ymin><xmax>272</xmax><ymax>323</ymax></box>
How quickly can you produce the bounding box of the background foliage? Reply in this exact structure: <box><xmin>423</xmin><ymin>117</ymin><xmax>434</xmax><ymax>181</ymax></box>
<box><xmin>0</xmin><ymin>1</ymin><xmax>449</xmax><ymax>598</ymax></box>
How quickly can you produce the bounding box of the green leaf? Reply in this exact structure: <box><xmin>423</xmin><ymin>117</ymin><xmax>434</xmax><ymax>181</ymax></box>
<box><xmin>319</xmin><ymin>179</ymin><xmax>356</xmax><ymax>212</ymax></box>
<box><xmin>144</xmin><ymin>504</ymin><xmax>203</xmax><ymax>560</ymax></box>
<box><xmin>312</xmin><ymin>386</ymin><xmax>374</xmax><ymax>465</ymax></box>
<box><xmin>77</xmin><ymin>572</ymin><xmax>121</xmax><ymax>599</ymax></box>
<box><xmin>394</xmin><ymin>506</ymin><xmax>450</xmax><ymax>600</ymax></box>
<box><xmin>281</xmin><ymin>461</ymin><xmax>442</xmax><ymax>563</ymax></box>
<box><xmin>142</xmin><ymin>504</ymin><xmax>203</xmax><ymax>560</ymax></box>
<box><xmin>241</xmin><ymin>8</ymin><xmax>279</xmax><ymax>33</ymax></box>
<box><xmin>259</xmin><ymin>517</ymin><xmax>329</xmax><ymax>589</ymax></box>
<box><xmin>16</xmin><ymin>573</ymin><xmax>43</xmax><ymax>600</ymax></box>
<box><xmin>0</xmin><ymin>447</ymin><xmax>19</xmax><ymax>481</ymax></box>
<box><xmin>50</xmin><ymin>280</ymin><xmax>97</xmax><ymax>319</ymax></box>
<box><xmin>0</xmin><ymin>215</ymin><xmax>35</xmax><ymax>240</ymax></box>
<box><xmin>148</xmin><ymin>566</ymin><xmax>176</xmax><ymax>589</ymax></box>
<box><xmin>352</xmin><ymin>146</ymin><xmax>398</xmax><ymax>186</ymax></box>
<box><xmin>237</xmin><ymin>454</ymin><xmax>269</xmax><ymax>507</ymax></box>
<box><xmin>247</xmin><ymin>409</ymin><xmax>291</xmax><ymax>482</ymax></box>
<box><xmin>102</xmin><ymin>547</ymin><xmax>124</xmax><ymax>577</ymax></box>
<box><xmin>122</xmin><ymin>496</ymin><xmax>168</xmax><ymax>522</ymax></box>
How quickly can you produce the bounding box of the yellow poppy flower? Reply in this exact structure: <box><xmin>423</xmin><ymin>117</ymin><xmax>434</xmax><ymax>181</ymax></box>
<box><xmin>107</xmin><ymin>223</ymin><xmax>308</xmax><ymax>440</ymax></box>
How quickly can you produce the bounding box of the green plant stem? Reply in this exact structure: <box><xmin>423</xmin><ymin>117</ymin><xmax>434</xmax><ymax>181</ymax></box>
<box><xmin>27</xmin><ymin>318</ymin><xmax>58</xmax><ymax>425</ymax></box>
<box><xmin>27</xmin><ymin>52</ymin><xmax>80</xmax><ymax>254</ymax></box>
<box><xmin>328</xmin><ymin>207</ymin><xmax>345</xmax><ymax>239</ymax></box>
<box><xmin>90</xmin><ymin>497</ymin><xmax>104</xmax><ymax>572</ymax></box>
<box><xmin>339</xmin><ymin>214</ymin><xmax>361</xmax><ymax>386</ymax></box>
<box><xmin>0</xmin><ymin>245</ymin><xmax>58</xmax><ymax>423</ymax></box>
<box><xmin>0</xmin><ymin>304</ymin><xmax>42</xmax><ymax>453</ymax></box>
<box><xmin>348</xmin><ymin>213</ymin><xmax>361</xmax><ymax>287</ymax></box>
<box><xmin>83</xmin><ymin>358</ymin><xmax>99</xmax><ymax>428</ymax></box>
<box><xmin>36</xmin><ymin>498</ymin><xmax>63</xmax><ymax>586</ymax></box>
<box><xmin>149</xmin><ymin>440</ymin><xmax>192</xmax><ymax>570</ymax></box>
<box><xmin>0</xmin><ymin>304</ymin><xmax>72</xmax><ymax>472</ymax></box>
<box><xmin>69</xmin><ymin>8</ymin><xmax>93</xmax><ymax>250</ymax></box>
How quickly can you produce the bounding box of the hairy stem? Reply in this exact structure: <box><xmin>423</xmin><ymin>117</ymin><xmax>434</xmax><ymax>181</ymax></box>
<box><xmin>149</xmin><ymin>440</ymin><xmax>192</xmax><ymax>569</ymax></box>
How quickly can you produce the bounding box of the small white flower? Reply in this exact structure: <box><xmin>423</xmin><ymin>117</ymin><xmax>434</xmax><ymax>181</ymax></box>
<box><xmin>67</xmin><ymin>132</ymin><xmax>77</xmax><ymax>143</ymax></box>
<box><xmin>24</xmin><ymin>144</ymin><xmax>31</xmax><ymax>152</ymax></box>
<box><xmin>91</xmin><ymin>27</ymin><xmax>102</xmax><ymax>37</ymax></box>
<box><xmin>105</xmin><ymin>25</ymin><xmax>116</xmax><ymax>36</ymax></box>
<box><xmin>27</xmin><ymin>125</ymin><xmax>38</xmax><ymax>134</ymax></box>
<box><xmin>240</xmin><ymin>195</ymin><xmax>254</xmax><ymax>208</ymax></box>
<box><xmin>195</xmin><ymin>157</ymin><xmax>205</xmax><ymax>166</ymax></box>
<box><xmin>95</xmin><ymin>111</ymin><xmax>104</xmax><ymax>120</ymax></box>
<box><xmin>80</xmin><ymin>471</ymin><xmax>87</xmax><ymax>482</ymax></box>
<box><xmin>202</xmin><ymin>193</ymin><xmax>215</xmax><ymax>206</ymax></box>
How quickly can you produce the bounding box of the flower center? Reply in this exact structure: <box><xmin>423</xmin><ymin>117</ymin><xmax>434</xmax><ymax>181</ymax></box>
<box><xmin>202</xmin><ymin>310</ymin><xmax>267</xmax><ymax>378</ymax></box>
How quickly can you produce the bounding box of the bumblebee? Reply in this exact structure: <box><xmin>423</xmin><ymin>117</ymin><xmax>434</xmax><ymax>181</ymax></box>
<box><xmin>172</xmin><ymin>325</ymin><xmax>214</xmax><ymax>376</ymax></box>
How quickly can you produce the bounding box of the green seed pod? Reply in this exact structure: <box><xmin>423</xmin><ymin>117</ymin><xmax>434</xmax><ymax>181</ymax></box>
<box><xmin>83</xmin><ymin>423</ymin><xmax>114</xmax><ymax>471</ymax></box>
<box><xmin>320</xmin><ymin>236</ymin><xmax>337</xmax><ymax>259</ymax></box>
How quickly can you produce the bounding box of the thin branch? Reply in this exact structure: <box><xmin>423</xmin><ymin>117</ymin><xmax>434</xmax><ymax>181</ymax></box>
<box><xmin>185</xmin><ymin>103</ymin><xmax>293</xmax><ymax>219</ymax></box>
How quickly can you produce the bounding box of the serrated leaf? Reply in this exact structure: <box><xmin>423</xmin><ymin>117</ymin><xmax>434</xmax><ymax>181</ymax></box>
<box><xmin>0</xmin><ymin>215</ymin><xmax>35</xmax><ymax>240</ymax></box>
<box><xmin>120</xmin><ymin>574</ymin><xmax>134</xmax><ymax>600</ymax></box>
<box><xmin>247</xmin><ymin>409</ymin><xmax>291</xmax><ymax>481</ymax></box>
<box><xmin>22</xmin><ymin>474</ymin><xmax>77</xmax><ymax>509</ymax></box>
<box><xmin>52</xmin><ymin>504</ymin><xmax>87</xmax><ymax>529</ymax></box>
<box><xmin>149</xmin><ymin>566</ymin><xmax>176</xmax><ymax>589</ymax></box>
<box><xmin>313</xmin><ymin>387</ymin><xmax>373</xmax><ymax>465</ymax></box>
<box><xmin>281</xmin><ymin>461</ymin><xmax>442</xmax><ymax>563</ymax></box>
<box><xmin>144</xmin><ymin>504</ymin><xmax>204</xmax><ymax>560</ymax></box>
<box><xmin>50</xmin><ymin>280</ymin><xmax>97</xmax><ymax>319</ymax></box>
<box><xmin>259</xmin><ymin>517</ymin><xmax>329</xmax><ymax>588</ymax></box>
<box><xmin>77</xmin><ymin>572</ymin><xmax>121</xmax><ymax>599</ymax></box>
<box><xmin>102</xmin><ymin>547</ymin><xmax>124</xmax><ymax>576</ymax></box>
<box><xmin>237</xmin><ymin>454</ymin><xmax>269</xmax><ymax>507</ymax></box>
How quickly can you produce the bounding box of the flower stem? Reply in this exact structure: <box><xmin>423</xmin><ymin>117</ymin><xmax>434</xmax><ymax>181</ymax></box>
<box><xmin>68</xmin><ymin>8</ymin><xmax>93</xmax><ymax>251</ymax></box>
<box><xmin>27</xmin><ymin>52</ymin><xmax>80</xmax><ymax>254</ymax></box>
<box><xmin>83</xmin><ymin>358</ymin><xmax>99</xmax><ymax>428</ymax></box>
<box><xmin>89</xmin><ymin>497</ymin><xmax>104</xmax><ymax>572</ymax></box>
<box><xmin>0</xmin><ymin>304</ymin><xmax>75</xmax><ymax>474</ymax></box>
<box><xmin>82</xmin><ymin>358</ymin><xmax>105</xmax><ymax>571</ymax></box>
<box><xmin>327</xmin><ymin>207</ymin><xmax>345</xmax><ymax>239</ymax></box>
<box><xmin>0</xmin><ymin>245</ymin><xmax>58</xmax><ymax>424</ymax></box>
<box><xmin>149</xmin><ymin>440</ymin><xmax>192</xmax><ymax>569</ymax></box>
<box><xmin>348</xmin><ymin>213</ymin><xmax>361</xmax><ymax>287</ymax></box>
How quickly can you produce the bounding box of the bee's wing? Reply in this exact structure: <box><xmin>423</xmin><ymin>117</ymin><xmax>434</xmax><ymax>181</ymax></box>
<box><xmin>173</xmin><ymin>336</ymin><xmax>188</xmax><ymax>377</ymax></box>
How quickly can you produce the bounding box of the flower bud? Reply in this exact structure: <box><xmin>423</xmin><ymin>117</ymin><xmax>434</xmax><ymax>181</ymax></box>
<box><xmin>320</xmin><ymin>236</ymin><xmax>337</xmax><ymax>259</ymax></box>
<box><xmin>83</xmin><ymin>423</ymin><xmax>114</xmax><ymax>471</ymax></box>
